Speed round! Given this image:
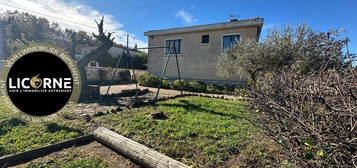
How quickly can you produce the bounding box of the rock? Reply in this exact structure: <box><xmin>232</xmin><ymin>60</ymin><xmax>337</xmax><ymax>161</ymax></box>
<box><xmin>115</xmin><ymin>106</ymin><xmax>122</xmax><ymax>112</ymax></box>
<box><xmin>150</xmin><ymin>110</ymin><xmax>168</xmax><ymax>120</ymax></box>
<box><xmin>93</xmin><ymin>111</ymin><xmax>105</xmax><ymax>117</ymax></box>
<box><xmin>82</xmin><ymin>114</ymin><xmax>92</xmax><ymax>122</ymax></box>
<box><xmin>63</xmin><ymin>114</ymin><xmax>75</xmax><ymax>120</ymax></box>
<box><xmin>126</xmin><ymin>98</ymin><xmax>145</xmax><ymax>108</ymax></box>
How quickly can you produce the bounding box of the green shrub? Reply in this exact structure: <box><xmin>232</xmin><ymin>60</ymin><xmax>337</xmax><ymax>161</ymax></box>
<box><xmin>222</xmin><ymin>85</ymin><xmax>235</xmax><ymax>94</ymax></box>
<box><xmin>161</xmin><ymin>79</ymin><xmax>171</xmax><ymax>89</ymax></box>
<box><xmin>206</xmin><ymin>84</ymin><xmax>222</xmax><ymax>94</ymax></box>
<box><xmin>137</xmin><ymin>72</ymin><xmax>160</xmax><ymax>87</ymax></box>
<box><xmin>172</xmin><ymin>79</ymin><xmax>189</xmax><ymax>90</ymax></box>
<box><xmin>188</xmin><ymin>81</ymin><xmax>206</xmax><ymax>92</ymax></box>
<box><xmin>233</xmin><ymin>88</ymin><xmax>248</xmax><ymax>96</ymax></box>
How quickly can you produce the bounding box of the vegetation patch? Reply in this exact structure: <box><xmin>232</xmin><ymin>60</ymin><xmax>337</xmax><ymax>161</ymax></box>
<box><xmin>24</xmin><ymin>154</ymin><xmax>109</xmax><ymax>168</ymax></box>
<box><xmin>0</xmin><ymin>96</ymin><xmax>288</xmax><ymax>167</ymax></box>
<box><xmin>19</xmin><ymin>142</ymin><xmax>138</xmax><ymax>168</ymax></box>
<box><xmin>0</xmin><ymin>103</ymin><xmax>87</xmax><ymax>156</ymax></box>
<box><xmin>94</xmin><ymin>96</ymin><xmax>286</xmax><ymax>167</ymax></box>
<box><xmin>137</xmin><ymin>72</ymin><xmax>245</xmax><ymax>95</ymax></box>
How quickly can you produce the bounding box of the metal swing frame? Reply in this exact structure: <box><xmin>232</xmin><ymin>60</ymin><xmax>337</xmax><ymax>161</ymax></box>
<box><xmin>105</xmin><ymin>35</ymin><xmax>183</xmax><ymax>104</ymax></box>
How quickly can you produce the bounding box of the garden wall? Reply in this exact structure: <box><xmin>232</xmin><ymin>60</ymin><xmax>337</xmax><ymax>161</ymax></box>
<box><xmin>86</xmin><ymin>66</ymin><xmax>132</xmax><ymax>85</ymax></box>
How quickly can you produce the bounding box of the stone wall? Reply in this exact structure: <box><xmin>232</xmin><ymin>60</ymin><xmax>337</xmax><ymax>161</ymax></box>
<box><xmin>85</xmin><ymin>67</ymin><xmax>132</xmax><ymax>85</ymax></box>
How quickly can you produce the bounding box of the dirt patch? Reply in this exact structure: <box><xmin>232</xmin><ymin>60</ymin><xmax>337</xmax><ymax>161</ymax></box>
<box><xmin>15</xmin><ymin>142</ymin><xmax>141</xmax><ymax>168</ymax></box>
<box><xmin>101</xmin><ymin>84</ymin><xmax>241</xmax><ymax>100</ymax></box>
<box><xmin>101</xmin><ymin>84</ymin><xmax>183</xmax><ymax>98</ymax></box>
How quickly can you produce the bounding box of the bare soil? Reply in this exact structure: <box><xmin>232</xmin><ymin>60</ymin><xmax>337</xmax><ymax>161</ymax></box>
<box><xmin>100</xmin><ymin>84</ymin><xmax>240</xmax><ymax>100</ymax></box>
<box><xmin>15</xmin><ymin>142</ymin><xmax>141</xmax><ymax>168</ymax></box>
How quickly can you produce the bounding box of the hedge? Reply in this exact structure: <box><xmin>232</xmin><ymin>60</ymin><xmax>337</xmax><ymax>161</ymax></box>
<box><xmin>137</xmin><ymin>73</ymin><xmax>243</xmax><ymax>95</ymax></box>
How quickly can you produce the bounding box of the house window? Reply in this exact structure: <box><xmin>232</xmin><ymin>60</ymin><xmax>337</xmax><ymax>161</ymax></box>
<box><xmin>222</xmin><ymin>34</ymin><xmax>240</xmax><ymax>51</ymax></box>
<box><xmin>165</xmin><ymin>39</ymin><xmax>181</xmax><ymax>55</ymax></box>
<box><xmin>202</xmin><ymin>35</ymin><xmax>209</xmax><ymax>43</ymax></box>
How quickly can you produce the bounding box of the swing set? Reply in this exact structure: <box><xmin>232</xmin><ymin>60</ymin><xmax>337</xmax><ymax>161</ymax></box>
<box><xmin>105</xmin><ymin>34</ymin><xmax>183</xmax><ymax>104</ymax></box>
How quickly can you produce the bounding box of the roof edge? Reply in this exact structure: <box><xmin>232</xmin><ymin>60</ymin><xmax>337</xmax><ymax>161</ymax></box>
<box><xmin>145</xmin><ymin>17</ymin><xmax>264</xmax><ymax>36</ymax></box>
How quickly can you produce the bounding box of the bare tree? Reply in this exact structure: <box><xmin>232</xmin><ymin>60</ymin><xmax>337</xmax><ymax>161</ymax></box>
<box><xmin>76</xmin><ymin>16</ymin><xmax>114</xmax><ymax>96</ymax></box>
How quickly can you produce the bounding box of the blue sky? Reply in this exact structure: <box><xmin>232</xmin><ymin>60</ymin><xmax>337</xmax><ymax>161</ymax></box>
<box><xmin>78</xmin><ymin>0</ymin><xmax>357</xmax><ymax>53</ymax></box>
<box><xmin>0</xmin><ymin>0</ymin><xmax>356</xmax><ymax>53</ymax></box>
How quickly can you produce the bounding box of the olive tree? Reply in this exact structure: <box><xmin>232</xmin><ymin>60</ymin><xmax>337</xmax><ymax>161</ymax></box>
<box><xmin>217</xmin><ymin>24</ymin><xmax>354</xmax><ymax>81</ymax></box>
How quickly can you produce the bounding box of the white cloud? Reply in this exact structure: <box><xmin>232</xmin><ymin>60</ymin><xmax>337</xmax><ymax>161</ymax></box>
<box><xmin>176</xmin><ymin>9</ymin><xmax>197</xmax><ymax>24</ymax></box>
<box><xmin>0</xmin><ymin>0</ymin><xmax>147</xmax><ymax>48</ymax></box>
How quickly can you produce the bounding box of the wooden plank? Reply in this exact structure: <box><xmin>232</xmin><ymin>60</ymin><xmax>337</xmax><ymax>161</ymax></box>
<box><xmin>94</xmin><ymin>127</ymin><xmax>190</xmax><ymax>168</ymax></box>
<box><xmin>0</xmin><ymin>135</ymin><xmax>94</xmax><ymax>167</ymax></box>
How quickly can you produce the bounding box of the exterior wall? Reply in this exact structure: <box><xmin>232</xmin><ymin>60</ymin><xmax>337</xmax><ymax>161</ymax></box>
<box><xmin>147</xmin><ymin>26</ymin><xmax>258</xmax><ymax>82</ymax></box>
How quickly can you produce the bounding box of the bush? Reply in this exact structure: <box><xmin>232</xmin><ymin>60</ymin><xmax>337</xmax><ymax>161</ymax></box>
<box><xmin>137</xmin><ymin>72</ymin><xmax>160</xmax><ymax>87</ymax></box>
<box><xmin>131</xmin><ymin>52</ymin><xmax>148</xmax><ymax>70</ymax></box>
<box><xmin>172</xmin><ymin>79</ymin><xmax>189</xmax><ymax>90</ymax></box>
<box><xmin>233</xmin><ymin>88</ymin><xmax>248</xmax><ymax>96</ymax></box>
<box><xmin>188</xmin><ymin>81</ymin><xmax>206</xmax><ymax>92</ymax></box>
<box><xmin>161</xmin><ymin>79</ymin><xmax>171</xmax><ymax>89</ymax></box>
<box><xmin>118</xmin><ymin>70</ymin><xmax>131</xmax><ymax>81</ymax></box>
<box><xmin>217</xmin><ymin>24</ymin><xmax>356</xmax><ymax>81</ymax></box>
<box><xmin>249</xmin><ymin>68</ymin><xmax>357</xmax><ymax>167</ymax></box>
<box><xmin>222</xmin><ymin>85</ymin><xmax>235</xmax><ymax>94</ymax></box>
<box><xmin>206</xmin><ymin>84</ymin><xmax>222</xmax><ymax>94</ymax></box>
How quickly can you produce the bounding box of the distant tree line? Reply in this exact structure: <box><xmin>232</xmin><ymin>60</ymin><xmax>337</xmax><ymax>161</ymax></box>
<box><xmin>0</xmin><ymin>11</ymin><xmax>147</xmax><ymax>69</ymax></box>
<box><xmin>98</xmin><ymin>51</ymin><xmax>147</xmax><ymax>70</ymax></box>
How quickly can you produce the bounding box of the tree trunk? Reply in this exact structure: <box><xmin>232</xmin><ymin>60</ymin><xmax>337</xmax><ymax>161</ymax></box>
<box><xmin>75</xmin><ymin>16</ymin><xmax>114</xmax><ymax>98</ymax></box>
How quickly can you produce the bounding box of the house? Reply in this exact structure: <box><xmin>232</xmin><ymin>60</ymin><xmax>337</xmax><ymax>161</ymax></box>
<box><xmin>144</xmin><ymin>17</ymin><xmax>263</xmax><ymax>84</ymax></box>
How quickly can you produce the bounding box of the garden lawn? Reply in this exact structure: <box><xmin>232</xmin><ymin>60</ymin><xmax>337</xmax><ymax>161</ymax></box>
<box><xmin>0</xmin><ymin>96</ymin><xmax>287</xmax><ymax>167</ymax></box>
<box><xmin>94</xmin><ymin>96</ymin><xmax>280</xmax><ymax>167</ymax></box>
<box><xmin>0</xmin><ymin>102</ymin><xmax>88</xmax><ymax>156</ymax></box>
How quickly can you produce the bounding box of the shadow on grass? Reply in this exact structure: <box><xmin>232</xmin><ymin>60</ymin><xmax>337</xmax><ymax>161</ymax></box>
<box><xmin>0</xmin><ymin>118</ymin><xmax>27</xmax><ymax>135</ymax></box>
<box><xmin>46</xmin><ymin>123</ymin><xmax>82</xmax><ymax>134</ymax></box>
<box><xmin>160</xmin><ymin>100</ymin><xmax>243</xmax><ymax>119</ymax></box>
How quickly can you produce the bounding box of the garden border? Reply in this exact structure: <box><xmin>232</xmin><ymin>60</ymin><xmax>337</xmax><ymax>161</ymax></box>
<box><xmin>0</xmin><ymin>135</ymin><xmax>94</xmax><ymax>167</ymax></box>
<box><xmin>124</xmin><ymin>92</ymin><xmax>250</xmax><ymax>109</ymax></box>
<box><xmin>0</xmin><ymin>127</ymin><xmax>190</xmax><ymax>168</ymax></box>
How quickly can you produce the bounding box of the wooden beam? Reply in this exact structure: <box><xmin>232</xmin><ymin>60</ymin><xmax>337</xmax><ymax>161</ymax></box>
<box><xmin>0</xmin><ymin>135</ymin><xmax>94</xmax><ymax>167</ymax></box>
<box><xmin>93</xmin><ymin>127</ymin><xmax>190</xmax><ymax>168</ymax></box>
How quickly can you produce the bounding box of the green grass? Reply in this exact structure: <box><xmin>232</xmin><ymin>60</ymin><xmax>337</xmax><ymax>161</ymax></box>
<box><xmin>94</xmin><ymin>96</ymin><xmax>263</xmax><ymax>167</ymax></box>
<box><xmin>0</xmin><ymin>104</ymin><xmax>86</xmax><ymax>156</ymax></box>
<box><xmin>0</xmin><ymin>96</ymin><xmax>288</xmax><ymax>167</ymax></box>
